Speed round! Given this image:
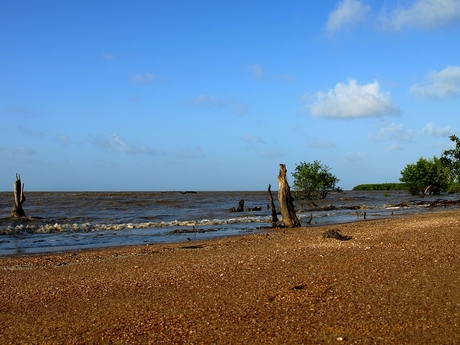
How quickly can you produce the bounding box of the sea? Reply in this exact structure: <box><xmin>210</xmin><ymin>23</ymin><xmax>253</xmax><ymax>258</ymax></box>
<box><xmin>1</xmin><ymin>190</ymin><xmax>459</xmax><ymax>256</ymax></box>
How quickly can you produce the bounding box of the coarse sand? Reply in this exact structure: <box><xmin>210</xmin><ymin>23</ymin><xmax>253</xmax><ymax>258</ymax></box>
<box><xmin>1</xmin><ymin>210</ymin><xmax>459</xmax><ymax>344</ymax></box>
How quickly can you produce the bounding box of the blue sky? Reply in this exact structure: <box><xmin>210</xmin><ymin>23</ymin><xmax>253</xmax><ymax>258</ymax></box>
<box><xmin>1</xmin><ymin>0</ymin><xmax>460</xmax><ymax>191</ymax></box>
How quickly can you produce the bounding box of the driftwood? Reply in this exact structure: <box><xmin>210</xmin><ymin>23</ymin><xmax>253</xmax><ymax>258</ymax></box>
<box><xmin>421</xmin><ymin>185</ymin><xmax>432</xmax><ymax>198</ymax></box>
<box><xmin>10</xmin><ymin>173</ymin><xmax>26</xmax><ymax>218</ymax></box>
<box><xmin>277</xmin><ymin>164</ymin><xmax>301</xmax><ymax>228</ymax></box>
<box><xmin>322</xmin><ymin>229</ymin><xmax>352</xmax><ymax>241</ymax></box>
<box><xmin>229</xmin><ymin>199</ymin><xmax>245</xmax><ymax>213</ymax></box>
<box><xmin>428</xmin><ymin>199</ymin><xmax>460</xmax><ymax>207</ymax></box>
<box><xmin>389</xmin><ymin>198</ymin><xmax>460</xmax><ymax>208</ymax></box>
<box><xmin>267</xmin><ymin>184</ymin><xmax>279</xmax><ymax>223</ymax></box>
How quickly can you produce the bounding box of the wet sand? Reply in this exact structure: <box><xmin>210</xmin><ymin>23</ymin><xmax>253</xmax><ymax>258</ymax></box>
<box><xmin>1</xmin><ymin>210</ymin><xmax>459</xmax><ymax>344</ymax></box>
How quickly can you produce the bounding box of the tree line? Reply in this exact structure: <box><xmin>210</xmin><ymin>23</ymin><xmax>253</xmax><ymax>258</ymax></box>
<box><xmin>292</xmin><ymin>135</ymin><xmax>460</xmax><ymax>200</ymax></box>
<box><xmin>352</xmin><ymin>183</ymin><xmax>407</xmax><ymax>191</ymax></box>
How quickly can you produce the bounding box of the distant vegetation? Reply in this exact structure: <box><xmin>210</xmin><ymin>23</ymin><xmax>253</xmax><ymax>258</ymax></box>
<box><xmin>295</xmin><ymin>134</ymin><xmax>460</xmax><ymax>197</ymax></box>
<box><xmin>352</xmin><ymin>183</ymin><xmax>408</xmax><ymax>191</ymax></box>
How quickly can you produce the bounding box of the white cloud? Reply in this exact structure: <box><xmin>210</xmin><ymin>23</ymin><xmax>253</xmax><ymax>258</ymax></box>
<box><xmin>182</xmin><ymin>95</ymin><xmax>225</xmax><ymax>108</ymax></box>
<box><xmin>247</xmin><ymin>64</ymin><xmax>296</xmax><ymax>83</ymax></box>
<box><xmin>326</xmin><ymin>0</ymin><xmax>371</xmax><ymax>33</ymax></box>
<box><xmin>130</xmin><ymin>73</ymin><xmax>163</xmax><ymax>84</ymax></box>
<box><xmin>0</xmin><ymin>146</ymin><xmax>36</xmax><ymax>157</ymax></box>
<box><xmin>127</xmin><ymin>95</ymin><xmax>143</xmax><ymax>103</ymax></box>
<box><xmin>94</xmin><ymin>133</ymin><xmax>161</xmax><ymax>155</ymax></box>
<box><xmin>93</xmin><ymin>158</ymin><xmax>119</xmax><ymax>169</ymax></box>
<box><xmin>101</xmin><ymin>53</ymin><xmax>115</xmax><ymax>61</ymax></box>
<box><xmin>306</xmin><ymin>79</ymin><xmax>401</xmax><ymax>119</ymax></box>
<box><xmin>422</xmin><ymin>122</ymin><xmax>454</xmax><ymax>137</ymax></box>
<box><xmin>0</xmin><ymin>146</ymin><xmax>37</xmax><ymax>163</ymax></box>
<box><xmin>369</xmin><ymin>123</ymin><xmax>414</xmax><ymax>142</ymax></box>
<box><xmin>279</xmin><ymin>74</ymin><xmax>297</xmax><ymax>84</ymax></box>
<box><xmin>410</xmin><ymin>66</ymin><xmax>460</xmax><ymax>99</ymax></box>
<box><xmin>240</xmin><ymin>134</ymin><xmax>265</xmax><ymax>144</ymax></box>
<box><xmin>181</xmin><ymin>95</ymin><xmax>250</xmax><ymax>116</ymax></box>
<box><xmin>18</xmin><ymin>126</ymin><xmax>44</xmax><ymax>137</ymax></box>
<box><xmin>258</xmin><ymin>149</ymin><xmax>286</xmax><ymax>158</ymax></box>
<box><xmin>307</xmin><ymin>139</ymin><xmax>336</xmax><ymax>148</ymax></box>
<box><xmin>379</xmin><ymin>0</ymin><xmax>460</xmax><ymax>31</ymax></box>
<box><xmin>248</xmin><ymin>64</ymin><xmax>266</xmax><ymax>80</ymax></box>
<box><xmin>240</xmin><ymin>134</ymin><xmax>266</xmax><ymax>150</ymax></box>
<box><xmin>342</xmin><ymin>151</ymin><xmax>369</xmax><ymax>163</ymax></box>
<box><xmin>6</xmin><ymin>106</ymin><xmax>38</xmax><ymax>118</ymax></box>
<box><xmin>386</xmin><ymin>144</ymin><xmax>403</xmax><ymax>151</ymax></box>
<box><xmin>174</xmin><ymin>146</ymin><xmax>205</xmax><ymax>159</ymax></box>
<box><xmin>230</xmin><ymin>100</ymin><xmax>251</xmax><ymax>116</ymax></box>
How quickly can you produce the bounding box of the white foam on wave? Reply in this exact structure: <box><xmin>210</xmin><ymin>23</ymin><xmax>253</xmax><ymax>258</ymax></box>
<box><xmin>0</xmin><ymin>215</ymin><xmax>273</xmax><ymax>235</ymax></box>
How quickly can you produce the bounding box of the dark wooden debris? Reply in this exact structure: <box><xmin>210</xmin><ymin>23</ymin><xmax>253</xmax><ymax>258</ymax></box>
<box><xmin>229</xmin><ymin>199</ymin><xmax>245</xmax><ymax>212</ymax></box>
<box><xmin>10</xmin><ymin>173</ymin><xmax>27</xmax><ymax>218</ymax></box>
<box><xmin>322</xmin><ymin>229</ymin><xmax>352</xmax><ymax>241</ymax></box>
<box><xmin>267</xmin><ymin>184</ymin><xmax>279</xmax><ymax>223</ymax></box>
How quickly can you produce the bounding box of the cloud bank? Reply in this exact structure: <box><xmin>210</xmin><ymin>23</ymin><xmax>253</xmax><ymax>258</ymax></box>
<box><xmin>306</xmin><ymin>79</ymin><xmax>401</xmax><ymax>119</ymax></box>
<box><xmin>369</xmin><ymin>123</ymin><xmax>415</xmax><ymax>142</ymax></box>
<box><xmin>410</xmin><ymin>66</ymin><xmax>460</xmax><ymax>99</ymax></box>
<box><xmin>325</xmin><ymin>0</ymin><xmax>460</xmax><ymax>34</ymax></box>
<box><xmin>422</xmin><ymin>122</ymin><xmax>454</xmax><ymax>137</ymax></box>
<box><xmin>326</xmin><ymin>0</ymin><xmax>371</xmax><ymax>33</ymax></box>
<box><xmin>379</xmin><ymin>0</ymin><xmax>460</xmax><ymax>31</ymax></box>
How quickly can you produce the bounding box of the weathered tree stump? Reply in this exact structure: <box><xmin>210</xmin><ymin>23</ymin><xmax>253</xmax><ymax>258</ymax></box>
<box><xmin>277</xmin><ymin>164</ymin><xmax>301</xmax><ymax>228</ymax></box>
<box><xmin>229</xmin><ymin>199</ymin><xmax>245</xmax><ymax>213</ymax></box>
<box><xmin>236</xmin><ymin>199</ymin><xmax>244</xmax><ymax>212</ymax></box>
<box><xmin>10</xmin><ymin>173</ymin><xmax>27</xmax><ymax>218</ymax></box>
<box><xmin>267</xmin><ymin>184</ymin><xmax>279</xmax><ymax>223</ymax></box>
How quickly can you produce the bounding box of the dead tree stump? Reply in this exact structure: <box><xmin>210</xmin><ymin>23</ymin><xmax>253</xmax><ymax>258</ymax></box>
<box><xmin>10</xmin><ymin>173</ymin><xmax>27</xmax><ymax>218</ymax></box>
<box><xmin>267</xmin><ymin>184</ymin><xmax>279</xmax><ymax>223</ymax></box>
<box><xmin>277</xmin><ymin>164</ymin><xmax>300</xmax><ymax>228</ymax></box>
<box><xmin>229</xmin><ymin>199</ymin><xmax>245</xmax><ymax>212</ymax></box>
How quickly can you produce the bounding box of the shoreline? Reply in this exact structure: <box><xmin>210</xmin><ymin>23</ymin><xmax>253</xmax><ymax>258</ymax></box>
<box><xmin>0</xmin><ymin>214</ymin><xmax>398</xmax><ymax>259</ymax></box>
<box><xmin>0</xmin><ymin>208</ymin><xmax>423</xmax><ymax>258</ymax></box>
<box><xmin>1</xmin><ymin>210</ymin><xmax>459</xmax><ymax>344</ymax></box>
<box><xmin>2</xmin><ymin>190</ymin><xmax>458</xmax><ymax>256</ymax></box>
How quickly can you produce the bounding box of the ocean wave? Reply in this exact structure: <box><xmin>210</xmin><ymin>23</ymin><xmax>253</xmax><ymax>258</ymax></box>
<box><xmin>0</xmin><ymin>215</ymin><xmax>274</xmax><ymax>235</ymax></box>
<box><xmin>0</xmin><ymin>200</ymin><xmax>447</xmax><ymax>236</ymax></box>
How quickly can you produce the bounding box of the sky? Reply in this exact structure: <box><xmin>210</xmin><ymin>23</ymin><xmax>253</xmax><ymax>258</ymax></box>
<box><xmin>1</xmin><ymin>0</ymin><xmax>460</xmax><ymax>191</ymax></box>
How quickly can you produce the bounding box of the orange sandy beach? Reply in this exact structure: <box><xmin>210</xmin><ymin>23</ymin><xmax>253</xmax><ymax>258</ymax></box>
<box><xmin>1</xmin><ymin>210</ymin><xmax>459</xmax><ymax>344</ymax></box>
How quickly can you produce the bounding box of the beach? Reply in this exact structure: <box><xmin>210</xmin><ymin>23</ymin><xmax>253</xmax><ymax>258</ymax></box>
<box><xmin>1</xmin><ymin>210</ymin><xmax>459</xmax><ymax>344</ymax></box>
